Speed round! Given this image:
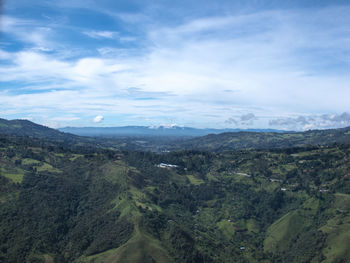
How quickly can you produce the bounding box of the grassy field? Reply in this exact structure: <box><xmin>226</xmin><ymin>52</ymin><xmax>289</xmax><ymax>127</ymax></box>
<box><xmin>320</xmin><ymin>193</ymin><xmax>350</xmax><ymax>263</ymax></box>
<box><xmin>217</xmin><ymin>219</ymin><xmax>235</xmax><ymax>240</ymax></box>
<box><xmin>36</xmin><ymin>162</ymin><xmax>62</xmax><ymax>173</ymax></box>
<box><xmin>2</xmin><ymin>172</ymin><xmax>24</xmax><ymax>183</ymax></box>
<box><xmin>69</xmin><ymin>154</ymin><xmax>84</xmax><ymax>161</ymax></box>
<box><xmin>21</xmin><ymin>158</ymin><xmax>41</xmax><ymax>165</ymax></box>
<box><xmin>1</xmin><ymin>167</ymin><xmax>25</xmax><ymax>183</ymax></box>
<box><xmin>186</xmin><ymin>174</ymin><xmax>205</xmax><ymax>185</ymax></box>
<box><xmin>264</xmin><ymin>210</ymin><xmax>311</xmax><ymax>252</ymax></box>
<box><xmin>78</xmin><ymin>234</ymin><xmax>173</xmax><ymax>263</ymax></box>
<box><xmin>76</xmin><ymin>213</ymin><xmax>173</xmax><ymax>263</ymax></box>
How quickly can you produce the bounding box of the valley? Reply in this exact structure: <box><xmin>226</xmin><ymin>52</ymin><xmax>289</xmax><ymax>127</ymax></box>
<box><xmin>0</xmin><ymin>119</ymin><xmax>349</xmax><ymax>262</ymax></box>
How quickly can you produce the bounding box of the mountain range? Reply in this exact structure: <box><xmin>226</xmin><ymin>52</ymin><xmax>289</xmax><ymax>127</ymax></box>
<box><xmin>3</xmin><ymin>118</ymin><xmax>350</xmax><ymax>152</ymax></box>
<box><xmin>58</xmin><ymin>125</ymin><xmax>284</xmax><ymax>137</ymax></box>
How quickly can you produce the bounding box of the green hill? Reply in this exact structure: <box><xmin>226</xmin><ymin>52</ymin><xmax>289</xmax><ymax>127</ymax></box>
<box><xmin>0</xmin><ymin>118</ymin><xmax>99</xmax><ymax>148</ymax></box>
<box><xmin>0</xmin><ymin>118</ymin><xmax>73</xmax><ymax>140</ymax></box>
<box><xmin>180</xmin><ymin>127</ymin><xmax>350</xmax><ymax>151</ymax></box>
<box><xmin>0</xmin><ymin>121</ymin><xmax>349</xmax><ymax>262</ymax></box>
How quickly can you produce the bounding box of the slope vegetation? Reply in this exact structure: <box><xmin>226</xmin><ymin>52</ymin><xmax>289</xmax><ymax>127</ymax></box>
<box><xmin>0</xmin><ymin>123</ymin><xmax>349</xmax><ymax>262</ymax></box>
<box><xmin>181</xmin><ymin>127</ymin><xmax>350</xmax><ymax>151</ymax></box>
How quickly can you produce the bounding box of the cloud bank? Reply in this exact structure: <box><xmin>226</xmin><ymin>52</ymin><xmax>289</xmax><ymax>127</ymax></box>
<box><xmin>0</xmin><ymin>1</ymin><xmax>349</xmax><ymax>129</ymax></box>
<box><xmin>269</xmin><ymin>113</ymin><xmax>350</xmax><ymax>130</ymax></box>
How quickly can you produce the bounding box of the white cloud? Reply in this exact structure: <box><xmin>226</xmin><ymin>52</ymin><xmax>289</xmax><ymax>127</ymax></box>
<box><xmin>83</xmin><ymin>30</ymin><xmax>118</xmax><ymax>39</ymax></box>
<box><xmin>1</xmin><ymin>16</ymin><xmax>54</xmax><ymax>50</ymax></box>
<box><xmin>240</xmin><ymin>113</ymin><xmax>256</xmax><ymax>122</ymax></box>
<box><xmin>225</xmin><ymin>113</ymin><xmax>257</xmax><ymax>127</ymax></box>
<box><xmin>92</xmin><ymin>115</ymin><xmax>104</xmax><ymax>123</ymax></box>
<box><xmin>269</xmin><ymin>112</ymin><xmax>350</xmax><ymax>130</ymax></box>
<box><xmin>1</xmin><ymin>5</ymin><xmax>350</xmax><ymax>129</ymax></box>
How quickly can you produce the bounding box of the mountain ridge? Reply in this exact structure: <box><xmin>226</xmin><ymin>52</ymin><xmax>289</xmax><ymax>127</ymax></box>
<box><xmin>0</xmin><ymin>118</ymin><xmax>74</xmax><ymax>139</ymax></box>
<box><xmin>58</xmin><ymin>125</ymin><xmax>286</xmax><ymax>137</ymax></box>
<box><xmin>3</xmin><ymin>118</ymin><xmax>350</xmax><ymax>152</ymax></box>
<box><xmin>0</xmin><ymin>118</ymin><xmax>98</xmax><ymax>148</ymax></box>
<box><xmin>180</xmin><ymin>126</ymin><xmax>350</xmax><ymax>151</ymax></box>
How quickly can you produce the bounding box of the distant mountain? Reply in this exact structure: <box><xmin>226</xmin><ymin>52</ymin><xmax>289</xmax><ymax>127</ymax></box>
<box><xmin>58</xmin><ymin>125</ymin><xmax>284</xmax><ymax>137</ymax></box>
<box><xmin>3</xmin><ymin>118</ymin><xmax>350</xmax><ymax>153</ymax></box>
<box><xmin>180</xmin><ymin>126</ymin><xmax>350</xmax><ymax>151</ymax></box>
<box><xmin>0</xmin><ymin>118</ymin><xmax>88</xmax><ymax>144</ymax></box>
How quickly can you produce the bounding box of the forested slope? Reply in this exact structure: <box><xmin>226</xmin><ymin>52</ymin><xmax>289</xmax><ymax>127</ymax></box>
<box><xmin>0</xmin><ymin>118</ymin><xmax>99</xmax><ymax>148</ymax></box>
<box><xmin>0</xmin><ymin>132</ymin><xmax>349</xmax><ymax>262</ymax></box>
<box><xmin>180</xmin><ymin>127</ymin><xmax>350</xmax><ymax>151</ymax></box>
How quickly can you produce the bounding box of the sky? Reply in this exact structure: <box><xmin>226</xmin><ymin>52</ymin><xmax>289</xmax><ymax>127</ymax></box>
<box><xmin>0</xmin><ymin>0</ymin><xmax>350</xmax><ymax>130</ymax></box>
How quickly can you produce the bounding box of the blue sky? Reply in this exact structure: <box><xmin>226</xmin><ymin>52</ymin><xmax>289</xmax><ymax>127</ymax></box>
<box><xmin>0</xmin><ymin>0</ymin><xmax>350</xmax><ymax>130</ymax></box>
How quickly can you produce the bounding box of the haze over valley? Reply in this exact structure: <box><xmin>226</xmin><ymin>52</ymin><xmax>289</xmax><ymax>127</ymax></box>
<box><xmin>1</xmin><ymin>0</ymin><xmax>350</xmax><ymax>262</ymax></box>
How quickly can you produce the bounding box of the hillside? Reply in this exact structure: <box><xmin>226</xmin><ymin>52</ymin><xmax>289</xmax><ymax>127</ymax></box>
<box><xmin>0</xmin><ymin>118</ymin><xmax>79</xmax><ymax>142</ymax></box>
<box><xmin>180</xmin><ymin>127</ymin><xmax>350</xmax><ymax>151</ymax></box>
<box><xmin>0</xmin><ymin>133</ymin><xmax>349</xmax><ymax>262</ymax></box>
<box><xmin>0</xmin><ymin>118</ymin><xmax>108</xmax><ymax>150</ymax></box>
<box><xmin>3</xmin><ymin>118</ymin><xmax>350</xmax><ymax>153</ymax></box>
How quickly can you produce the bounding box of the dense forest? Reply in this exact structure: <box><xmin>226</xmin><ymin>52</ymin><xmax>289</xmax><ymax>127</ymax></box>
<box><xmin>0</xmin><ymin>119</ymin><xmax>349</xmax><ymax>262</ymax></box>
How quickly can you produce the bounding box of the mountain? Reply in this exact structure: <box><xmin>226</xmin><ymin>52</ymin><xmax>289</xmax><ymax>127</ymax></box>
<box><xmin>3</xmin><ymin>118</ymin><xmax>350</xmax><ymax>152</ymax></box>
<box><xmin>0</xmin><ymin>118</ymin><xmax>103</xmax><ymax>149</ymax></box>
<box><xmin>180</xmin><ymin>127</ymin><xmax>350</xmax><ymax>151</ymax></box>
<box><xmin>0</xmin><ymin>118</ymin><xmax>77</xmax><ymax>141</ymax></box>
<box><xmin>59</xmin><ymin>125</ymin><xmax>284</xmax><ymax>137</ymax></box>
<box><xmin>0</xmin><ymin>133</ymin><xmax>349</xmax><ymax>262</ymax></box>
